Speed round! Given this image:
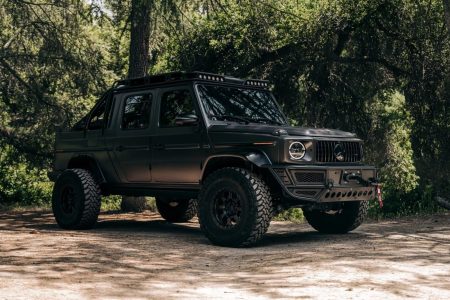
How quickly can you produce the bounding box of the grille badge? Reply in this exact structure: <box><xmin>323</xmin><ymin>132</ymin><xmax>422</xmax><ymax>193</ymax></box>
<box><xmin>333</xmin><ymin>143</ymin><xmax>345</xmax><ymax>161</ymax></box>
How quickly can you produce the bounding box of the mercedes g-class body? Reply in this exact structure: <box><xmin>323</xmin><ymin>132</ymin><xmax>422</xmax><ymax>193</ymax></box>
<box><xmin>49</xmin><ymin>71</ymin><xmax>380</xmax><ymax>247</ymax></box>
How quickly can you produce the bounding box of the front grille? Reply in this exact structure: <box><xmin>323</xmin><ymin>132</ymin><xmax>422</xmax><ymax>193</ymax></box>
<box><xmin>315</xmin><ymin>141</ymin><xmax>362</xmax><ymax>163</ymax></box>
<box><xmin>294</xmin><ymin>171</ymin><xmax>325</xmax><ymax>184</ymax></box>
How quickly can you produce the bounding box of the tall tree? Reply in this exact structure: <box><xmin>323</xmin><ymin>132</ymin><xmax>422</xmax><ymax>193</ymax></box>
<box><xmin>128</xmin><ymin>0</ymin><xmax>152</xmax><ymax>78</ymax></box>
<box><xmin>444</xmin><ymin>0</ymin><xmax>450</xmax><ymax>33</ymax></box>
<box><xmin>121</xmin><ymin>0</ymin><xmax>153</xmax><ymax>212</ymax></box>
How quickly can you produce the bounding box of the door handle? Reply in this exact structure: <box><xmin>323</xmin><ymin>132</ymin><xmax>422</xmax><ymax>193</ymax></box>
<box><xmin>116</xmin><ymin>145</ymin><xmax>125</xmax><ymax>152</ymax></box>
<box><xmin>154</xmin><ymin>144</ymin><xmax>165</xmax><ymax>150</ymax></box>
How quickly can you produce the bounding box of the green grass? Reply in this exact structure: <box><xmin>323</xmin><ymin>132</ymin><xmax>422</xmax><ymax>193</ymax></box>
<box><xmin>0</xmin><ymin>202</ymin><xmax>51</xmax><ymax>212</ymax></box>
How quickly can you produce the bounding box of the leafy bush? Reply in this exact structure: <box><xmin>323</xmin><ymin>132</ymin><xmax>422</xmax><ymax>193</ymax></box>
<box><xmin>0</xmin><ymin>146</ymin><xmax>52</xmax><ymax>208</ymax></box>
<box><xmin>368</xmin><ymin>184</ymin><xmax>441</xmax><ymax>218</ymax></box>
<box><xmin>101</xmin><ymin>196</ymin><xmax>157</xmax><ymax>212</ymax></box>
<box><xmin>274</xmin><ymin>208</ymin><xmax>304</xmax><ymax>223</ymax></box>
<box><xmin>364</xmin><ymin>91</ymin><xmax>423</xmax><ymax>216</ymax></box>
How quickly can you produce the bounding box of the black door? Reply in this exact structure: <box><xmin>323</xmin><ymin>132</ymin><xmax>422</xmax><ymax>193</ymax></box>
<box><xmin>151</xmin><ymin>87</ymin><xmax>206</xmax><ymax>184</ymax></box>
<box><xmin>108</xmin><ymin>91</ymin><xmax>154</xmax><ymax>183</ymax></box>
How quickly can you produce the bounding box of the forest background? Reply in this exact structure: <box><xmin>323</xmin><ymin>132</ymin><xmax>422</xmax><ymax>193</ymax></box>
<box><xmin>0</xmin><ymin>0</ymin><xmax>449</xmax><ymax>218</ymax></box>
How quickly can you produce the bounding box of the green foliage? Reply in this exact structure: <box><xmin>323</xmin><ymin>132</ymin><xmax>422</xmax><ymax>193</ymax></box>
<box><xmin>160</xmin><ymin>0</ymin><xmax>449</xmax><ymax>215</ymax></box>
<box><xmin>0</xmin><ymin>146</ymin><xmax>52</xmax><ymax>207</ymax></box>
<box><xmin>274</xmin><ymin>208</ymin><xmax>304</xmax><ymax>223</ymax></box>
<box><xmin>0</xmin><ymin>0</ymin><xmax>118</xmax><ymax>165</ymax></box>
<box><xmin>368</xmin><ymin>184</ymin><xmax>441</xmax><ymax>219</ymax></box>
<box><xmin>365</xmin><ymin>91</ymin><xmax>419</xmax><ymax>192</ymax></box>
<box><xmin>0</xmin><ymin>0</ymin><xmax>449</xmax><ymax>217</ymax></box>
<box><xmin>101</xmin><ymin>196</ymin><xmax>157</xmax><ymax>212</ymax></box>
<box><xmin>101</xmin><ymin>195</ymin><xmax>123</xmax><ymax>211</ymax></box>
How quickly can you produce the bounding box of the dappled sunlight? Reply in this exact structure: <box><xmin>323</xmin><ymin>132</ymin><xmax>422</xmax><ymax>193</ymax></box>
<box><xmin>0</xmin><ymin>211</ymin><xmax>449</xmax><ymax>299</ymax></box>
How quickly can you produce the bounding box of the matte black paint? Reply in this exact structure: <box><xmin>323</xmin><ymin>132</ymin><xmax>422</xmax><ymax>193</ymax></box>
<box><xmin>51</xmin><ymin>73</ymin><xmax>377</xmax><ymax>205</ymax></box>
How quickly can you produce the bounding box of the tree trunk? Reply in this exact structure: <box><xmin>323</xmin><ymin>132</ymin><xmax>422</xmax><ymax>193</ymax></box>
<box><xmin>121</xmin><ymin>196</ymin><xmax>149</xmax><ymax>212</ymax></box>
<box><xmin>121</xmin><ymin>0</ymin><xmax>152</xmax><ymax>212</ymax></box>
<box><xmin>128</xmin><ymin>0</ymin><xmax>152</xmax><ymax>78</ymax></box>
<box><xmin>444</xmin><ymin>0</ymin><xmax>450</xmax><ymax>35</ymax></box>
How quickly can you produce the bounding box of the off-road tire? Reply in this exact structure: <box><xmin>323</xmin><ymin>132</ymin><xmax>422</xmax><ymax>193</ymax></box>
<box><xmin>156</xmin><ymin>198</ymin><xmax>198</xmax><ymax>222</ymax></box>
<box><xmin>52</xmin><ymin>168</ymin><xmax>101</xmax><ymax>229</ymax></box>
<box><xmin>303</xmin><ymin>200</ymin><xmax>368</xmax><ymax>233</ymax></box>
<box><xmin>198</xmin><ymin>167</ymin><xmax>272</xmax><ymax>247</ymax></box>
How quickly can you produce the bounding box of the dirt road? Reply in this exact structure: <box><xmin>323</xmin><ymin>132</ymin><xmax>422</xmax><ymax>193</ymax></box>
<box><xmin>0</xmin><ymin>211</ymin><xmax>449</xmax><ymax>300</ymax></box>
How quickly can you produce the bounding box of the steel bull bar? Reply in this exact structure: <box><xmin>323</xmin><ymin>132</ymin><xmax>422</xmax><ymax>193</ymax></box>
<box><xmin>271</xmin><ymin>166</ymin><xmax>383</xmax><ymax>207</ymax></box>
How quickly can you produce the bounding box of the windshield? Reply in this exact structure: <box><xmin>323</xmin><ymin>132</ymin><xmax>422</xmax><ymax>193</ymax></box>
<box><xmin>196</xmin><ymin>84</ymin><xmax>287</xmax><ymax>125</ymax></box>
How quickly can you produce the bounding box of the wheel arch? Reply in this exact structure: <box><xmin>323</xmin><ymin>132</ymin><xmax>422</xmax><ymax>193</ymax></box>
<box><xmin>201</xmin><ymin>152</ymin><xmax>281</xmax><ymax>193</ymax></box>
<box><xmin>67</xmin><ymin>155</ymin><xmax>106</xmax><ymax>184</ymax></box>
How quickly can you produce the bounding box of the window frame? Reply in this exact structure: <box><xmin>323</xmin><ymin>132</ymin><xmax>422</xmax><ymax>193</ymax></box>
<box><xmin>194</xmin><ymin>83</ymin><xmax>288</xmax><ymax>126</ymax></box>
<box><xmin>87</xmin><ymin>96</ymin><xmax>107</xmax><ymax>131</ymax></box>
<box><xmin>120</xmin><ymin>92</ymin><xmax>153</xmax><ymax>131</ymax></box>
<box><xmin>157</xmin><ymin>87</ymin><xmax>200</xmax><ymax>129</ymax></box>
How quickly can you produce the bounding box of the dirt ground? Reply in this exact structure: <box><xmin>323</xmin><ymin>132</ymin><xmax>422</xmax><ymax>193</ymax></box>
<box><xmin>0</xmin><ymin>211</ymin><xmax>449</xmax><ymax>300</ymax></box>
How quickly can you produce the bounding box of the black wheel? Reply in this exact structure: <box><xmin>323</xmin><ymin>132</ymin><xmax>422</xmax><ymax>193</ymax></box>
<box><xmin>156</xmin><ymin>198</ymin><xmax>198</xmax><ymax>222</ymax></box>
<box><xmin>303</xmin><ymin>200</ymin><xmax>369</xmax><ymax>233</ymax></box>
<box><xmin>52</xmin><ymin>169</ymin><xmax>101</xmax><ymax>229</ymax></box>
<box><xmin>198</xmin><ymin>167</ymin><xmax>272</xmax><ymax>247</ymax></box>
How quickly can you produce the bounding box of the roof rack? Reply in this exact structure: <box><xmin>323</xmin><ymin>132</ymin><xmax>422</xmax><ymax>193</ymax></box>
<box><xmin>115</xmin><ymin>71</ymin><xmax>270</xmax><ymax>89</ymax></box>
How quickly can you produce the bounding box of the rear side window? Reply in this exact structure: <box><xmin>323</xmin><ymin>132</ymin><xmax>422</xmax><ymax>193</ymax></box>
<box><xmin>122</xmin><ymin>94</ymin><xmax>152</xmax><ymax>130</ymax></box>
<box><xmin>159</xmin><ymin>89</ymin><xmax>196</xmax><ymax>127</ymax></box>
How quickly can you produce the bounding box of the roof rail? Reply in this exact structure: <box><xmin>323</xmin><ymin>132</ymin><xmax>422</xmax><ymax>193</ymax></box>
<box><xmin>115</xmin><ymin>71</ymin><xmax>270</xmax><ymax>89</ymax></box>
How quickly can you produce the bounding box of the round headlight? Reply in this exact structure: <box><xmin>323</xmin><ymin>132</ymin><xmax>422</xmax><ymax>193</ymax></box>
<box><xmin>289</xmin><ymin>142</ymin><xmax>306</xmax><ymax>160</ymax></box>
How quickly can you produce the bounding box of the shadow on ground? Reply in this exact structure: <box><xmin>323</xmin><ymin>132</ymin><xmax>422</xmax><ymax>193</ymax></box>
<box><xmin>0</xmin><ymin>210</ymin><xmax>449</xmax><ymax>299</ymax></box>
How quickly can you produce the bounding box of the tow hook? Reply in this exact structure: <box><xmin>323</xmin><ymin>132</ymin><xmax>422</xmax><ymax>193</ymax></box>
<box><xmin>368</xmin><ymin>178</ymin><xmax>383</xmax><ymax>208</ymax></box>
<box><xmin>376</xmin><ymin>184</ymin><xmax>383</xmax><ymax>208</ymax></box>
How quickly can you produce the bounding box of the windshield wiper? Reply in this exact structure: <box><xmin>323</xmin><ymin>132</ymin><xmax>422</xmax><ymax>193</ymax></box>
<box><xmin>210</xmin><ymin>114</ymin><xmax>250</xmax><ymax>124</ymax></box>
<box><xmin>250</xmin><ymin>117</ymin><xmax>284</xmax><ymax>126</ymax></box>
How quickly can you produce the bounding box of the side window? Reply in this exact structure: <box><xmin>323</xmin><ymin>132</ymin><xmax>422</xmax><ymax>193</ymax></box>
<box><xmin>88</xmin><ymin>99</ymin><xmax>106</xmax><ymax>130</ymax></box>
<box><xmin>159</xmin><ymin>89</ymin><xmax>196</xmax><ymax>127</ymax></box>
<box><xmin>122</xmin><ymin>93</ymin><xmax>152</xmax><ymax>130</ymax></box>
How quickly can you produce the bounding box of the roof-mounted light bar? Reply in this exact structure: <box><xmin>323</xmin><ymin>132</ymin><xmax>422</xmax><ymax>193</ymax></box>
<box><xmin>196</xmin><ymin>73</ymin><xmax>225</xmax><ymax>82</ymax></box>
<box><xmin>245</xmin><ymin>80</ymin><xmax>270</xmax><ymax>88</ymax></box>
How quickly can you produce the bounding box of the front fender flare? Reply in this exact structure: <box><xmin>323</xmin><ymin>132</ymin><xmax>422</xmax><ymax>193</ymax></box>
<box><xmin>245</xmin><ymin>151</ymin><xmax>272</xmax><ymax>168</ymax></box>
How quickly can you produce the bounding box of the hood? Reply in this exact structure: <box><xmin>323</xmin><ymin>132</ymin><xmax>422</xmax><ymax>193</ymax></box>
<box><xmin>208</xmin><ymin>123</ymin><xmax>356</xmax><ymax>138</ymax></box>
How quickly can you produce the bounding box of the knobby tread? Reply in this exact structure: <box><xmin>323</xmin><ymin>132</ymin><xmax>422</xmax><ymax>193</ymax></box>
<box><xmin>347</xmin><ymin>200</ymin><xmax>369</xmax><ymax>231</ymax></box>
<box><xmin>156</xmin><ymin>198</ymin><xmax>198</xmax><ymax>223</ymax></box>
<box><xmin>53</xmin><ymin>168</ymin><xmax>101</xmax><ymax>229</ymax></box>
<box><xmin>198</xmin><ymin>167</ymin><xmax>272</xmax><ymax>247</ymax></box>
<box><xmin>75</xmin><ymin>169</ymin><xmax>101</xmax><ymax>229</ymax></box>
<box><xmin>183</xmin><ymin>199</ymin><xmax>198</xmax><ymax>221</ymax></box>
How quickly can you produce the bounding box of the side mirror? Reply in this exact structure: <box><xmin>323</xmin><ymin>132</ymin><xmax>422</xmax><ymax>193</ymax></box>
<box><xmin>175</xmin><ymin>114</ymin><xmax>199</xmax><ymax>126</ymax></box>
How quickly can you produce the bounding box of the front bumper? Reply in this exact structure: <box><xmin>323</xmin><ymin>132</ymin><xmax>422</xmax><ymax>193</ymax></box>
<box><xmin>269</xmin><ymin>164</ymin><xmax>378</xmax><ymax>203</ymax></box>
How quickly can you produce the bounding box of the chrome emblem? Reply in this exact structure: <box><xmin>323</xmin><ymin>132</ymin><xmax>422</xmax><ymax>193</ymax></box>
<box><xmin>334</xmin><ymin>143</ymin><xmax>345</xmax><ymax>161</ymax></box>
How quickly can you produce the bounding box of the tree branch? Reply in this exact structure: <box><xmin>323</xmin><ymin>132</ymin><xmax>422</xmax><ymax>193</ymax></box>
<box><xmin>331</xmin><ymin>55</ymin><xmax>409</xmax><ymax>77</ymax></box>
<box><xmin>444</xmin><ymin>0</ymin><xmax>450</xmax><ymax>35</ymax></box>
<box><xmin>0</xmin><ymin>127</ymin><xmax>52</xmax><ymax>159</ymax></box>
<box><xmin>0</xmin><ymin>57</ymin><xmax>58</xmax><ymax>108</ymax></box>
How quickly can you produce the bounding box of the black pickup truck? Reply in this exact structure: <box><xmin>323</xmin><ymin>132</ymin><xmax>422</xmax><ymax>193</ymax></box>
<box><xmin>49</xmin><ymin>71</ymin><xmax>380</xmax><ymax>247</ymax></box>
